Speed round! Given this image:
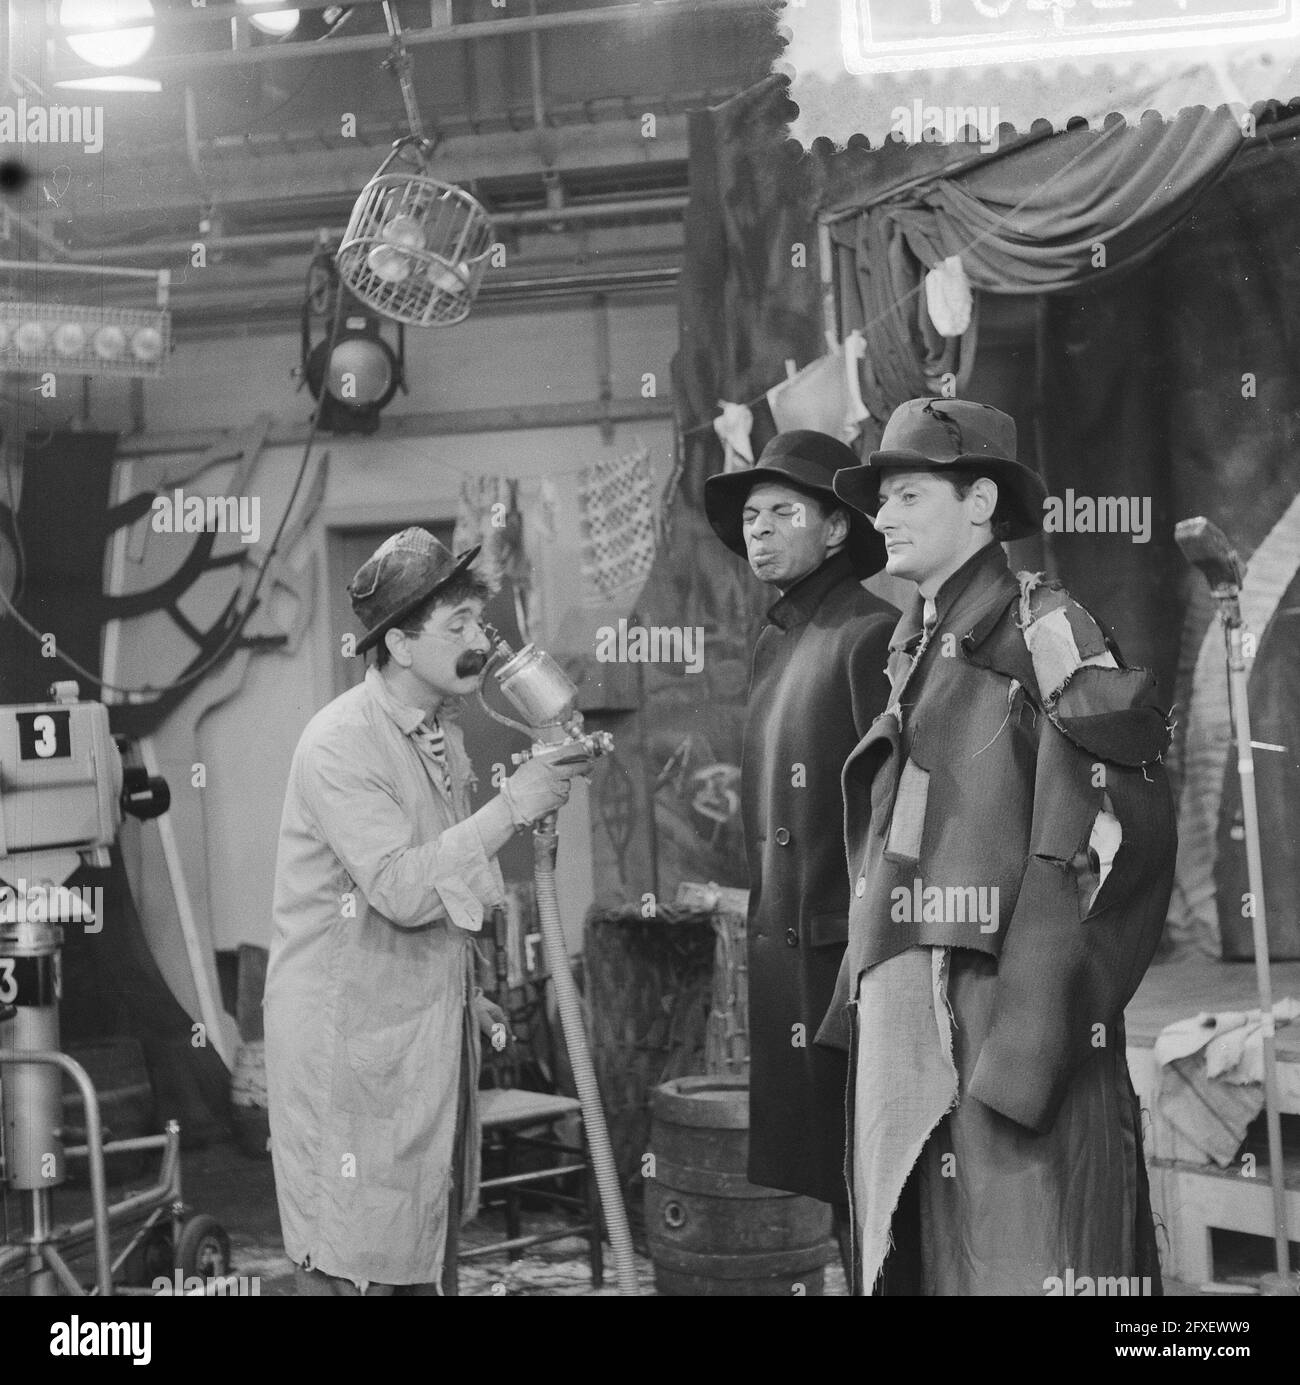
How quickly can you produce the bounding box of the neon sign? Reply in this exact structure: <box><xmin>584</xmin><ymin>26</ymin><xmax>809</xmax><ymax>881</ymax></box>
<box><xmin>840</xmin><ymin>0</ymin><xmax>1300</xmax><ymax>72</ymax></box>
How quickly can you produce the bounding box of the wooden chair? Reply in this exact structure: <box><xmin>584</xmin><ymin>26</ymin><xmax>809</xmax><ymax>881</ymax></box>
<box><xmin>461</xmin><ymin>1086</ymin><xmax>604</xmax><ymax>1287</ymax></box>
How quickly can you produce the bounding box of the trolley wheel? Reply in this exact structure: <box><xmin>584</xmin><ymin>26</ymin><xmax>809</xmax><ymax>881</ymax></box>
<box><xmin>123</xmin><ymin>1223</ymin><xmax>174</xmax><ymax>1288</ymax></box>
<box><xmin>174</xmin><ymin>1214</ymin><xmax>231</xmax><ymax>1281</ymax></box>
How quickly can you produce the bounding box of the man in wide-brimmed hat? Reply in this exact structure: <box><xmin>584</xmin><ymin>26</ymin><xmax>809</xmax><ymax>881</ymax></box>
<box><xmin>265</xmin><ymin>528</ymin><xmax>591</xmax><ymax>1296</ymax></box>
<box><xmin>704</xmin><ymin>431</ymin><xmax>896</xmax><ymax>1257</ymax></box>
<box><xmin>816</xmin><ymin>398</ymin><xmax>1175</xmax><ymax>1295</ymax></box>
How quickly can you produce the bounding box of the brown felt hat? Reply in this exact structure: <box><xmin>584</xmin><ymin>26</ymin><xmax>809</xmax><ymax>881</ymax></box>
<box><xmin>832</xmin><ymin>398</ymin><xmax>1047</xmax><ymax>540</ymax></box>
<box><xmin>349</xmin><ymin>527</ymin><xmax>482</xmax><ymax>654</ymax></box>
<box><xmin>703</xmin><ymin>430</ymin><xmax>886</xmax><ymax>577</ymax></box>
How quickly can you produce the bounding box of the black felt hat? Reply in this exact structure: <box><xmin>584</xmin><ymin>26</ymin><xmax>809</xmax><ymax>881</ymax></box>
<box><xmin>703</xmin><ymin>430</ymin><xmax>886</xmax><ymax>577</ymax></box>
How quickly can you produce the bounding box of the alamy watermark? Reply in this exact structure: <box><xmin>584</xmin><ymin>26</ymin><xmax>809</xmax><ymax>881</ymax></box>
<box><xmin>50</xmin><ymin>1317</ymin><xmax>150</xmax><ymax>1365</ymax></box>
<box><xmin>1043</xmin><ymin>1269</ymin><xmax>1153</xmax><ymax>1296</ymax></box>
<box><xmin>0</xmin><ymin>879</ymin><xmax>104</xmax><ymax>932</ymax></box>
<box><xmin>890</xmin><ymin>879</ymin><xmax>1000</xmax><ymax>934</ymax></box>
<box><xmin>0</xmin><ymin>99</ymin><xmax>103</xmax><ymax>155</ymax></box>
<box><xmin>1042</xmin><ymin>490</ymin><xmax>1151</xmax><ymax>544</ymax></box>
<box><xmin>889</xmin><ymin>100</ymin><xmax>1000</xmax><ymax>154</ymax></box>
<box><xmin>151</xmin><ymin>488</ymin><xmax>261</xmax><ymax>545</ymax></box>
<box><xmin>594</xmin><ymin>620</ymin><xmax>704</xmax><ymax>674</ymax></box>
<box><xmin>153</xmin><ymin>1270</ymin><xmax>261</xmax><ymax>1296</ymax></box>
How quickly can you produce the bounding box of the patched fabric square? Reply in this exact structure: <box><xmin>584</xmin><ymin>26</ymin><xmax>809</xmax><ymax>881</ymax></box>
<box><xmin>885</xmin><ymin>758</ymin><xmax>929</xmax><ymax>865</ymax></box>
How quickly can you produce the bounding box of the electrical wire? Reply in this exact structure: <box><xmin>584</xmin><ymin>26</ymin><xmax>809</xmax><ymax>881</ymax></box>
<box><xmin>0</xmin><ymin>290</ymin><xmax>349</xmax><ymax>701</ymax></box>
<box><xmin>1</xmin><ymin>421</ymin><xmax>27</xmax><ymax>610</ymax></box>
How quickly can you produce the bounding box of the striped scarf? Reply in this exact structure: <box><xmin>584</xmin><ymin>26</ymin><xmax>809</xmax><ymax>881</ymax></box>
<box><xmin>412</xmin><ymin>718</ymin><xmax>452</xmax><ymax>795</ymax></box>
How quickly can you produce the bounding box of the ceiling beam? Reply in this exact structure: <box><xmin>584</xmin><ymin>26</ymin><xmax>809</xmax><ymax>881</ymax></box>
<box><xmin>50</xmin><ymin>0</ymin><xmax>766</xmax><ymax>80</ymax></box>
<box><xmin>116</xmin><ymin>395</ymin><xmax>677</xmax><ymax>457</ymax></box>
<box><xmin>68</xmin><ymin>195</ymin><xmax>688</xmax><ymax>264</ymax></box>
<box><xmin>50</xmin><ymin>116</ymin><xmax>690</xmax><ymax>221</ymax></box>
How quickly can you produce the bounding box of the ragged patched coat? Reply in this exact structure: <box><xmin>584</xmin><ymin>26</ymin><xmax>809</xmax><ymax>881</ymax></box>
<box><xmin>742</xmin><ymin>551</ymin><xmax>895</xmax><ymax>1204</ymax></box>
<box><xmin>818</xmin><ymin>541</ymin><xmax>1176</xmax><ymax>1292</ymax></box>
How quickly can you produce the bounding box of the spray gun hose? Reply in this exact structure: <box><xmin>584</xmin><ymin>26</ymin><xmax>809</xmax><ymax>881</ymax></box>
<box><xmin>532</xmin><ymin>819</ymin><xmax>639</xmax><ymax>1295</ymax></box>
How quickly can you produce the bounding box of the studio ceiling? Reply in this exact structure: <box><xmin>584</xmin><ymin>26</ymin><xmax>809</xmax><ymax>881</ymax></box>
<box><xmin>1</xmin><ymin>0</ymin><xmax>780</xmax><ymax>334</ymax></box>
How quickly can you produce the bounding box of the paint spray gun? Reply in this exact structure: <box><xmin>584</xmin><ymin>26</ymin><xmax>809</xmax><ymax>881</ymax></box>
<box><xmin>464</xmin><ymin>626</ymin><xmax>613</xmax><ymax>770</ymax></box>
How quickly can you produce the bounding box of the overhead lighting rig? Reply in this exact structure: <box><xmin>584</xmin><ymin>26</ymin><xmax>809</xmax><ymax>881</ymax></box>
<box><xmin>0</xmin><ymin>262</ymin><xmax>170</xmax><ymax>378</ymax></box>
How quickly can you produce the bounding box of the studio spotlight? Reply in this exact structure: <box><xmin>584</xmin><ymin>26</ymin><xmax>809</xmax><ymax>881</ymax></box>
<box><xmin>57</xmin><ymin>0</ymin><xmax>162</xmax><ymax>93</ymax></box>
<box><xmin>237</xmin><ymin>3</ymin><xmax>301</xmax><ymax>37</ymax></box>
<box><xmin>300</xmin><ymin>248</ymin><xmax>406</xmax><ymax>435</ymax></box>
<box><xmin>236</xmin><ymin>3</ymin><xmax>353</xmax><ymax>42</ymax></box>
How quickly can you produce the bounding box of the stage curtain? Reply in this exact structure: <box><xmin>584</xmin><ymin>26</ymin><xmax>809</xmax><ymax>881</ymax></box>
<box><xmin>834</xmin><ymin>107</ymin><xmax>1244</xmax><ymax>418</ymax></box>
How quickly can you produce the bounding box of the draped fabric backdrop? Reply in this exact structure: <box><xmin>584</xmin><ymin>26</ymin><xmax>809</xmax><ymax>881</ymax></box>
<box><xmin>598</xmin><ymin>77</ymin><xmax>1300</xmax><ymax>958</ymax></box>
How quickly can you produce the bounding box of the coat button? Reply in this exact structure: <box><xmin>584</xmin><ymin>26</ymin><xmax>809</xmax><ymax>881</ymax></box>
<box><xmin>774</xmin><ymin>827</ymin><xmax>791</xmax><ymax>846</ymax></box>
<box><xmin>785</xmin><ymin>928</ymin><xmax>798</xmax><ymax>947</ymax></box>
<box><xmin>854</xmin><ymin>877</ymin><xmax>866</xmax><ymax>898</ymax></box>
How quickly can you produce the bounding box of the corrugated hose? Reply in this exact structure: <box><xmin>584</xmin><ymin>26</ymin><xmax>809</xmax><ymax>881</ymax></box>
<box><xmin>532</xmin><ymin>818</ymin><xmax>639</xmax><ymax>1295</ymax></box>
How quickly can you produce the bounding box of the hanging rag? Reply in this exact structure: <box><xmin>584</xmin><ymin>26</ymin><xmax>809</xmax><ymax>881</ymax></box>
<box><xmin>924</xmin><ymin>256</ymin><xmax>974</xmax><ymax>339</ymax></box>
<box><xmin>713</xmin><ymin>401</ymin><xmax>755</xmax><ymax>472</ymax></box>
<box><xmin>578</xmin><ymin>444</ymin><xmax>657</xmax><ymax>602</ymax></box>
<box><xmin>452</xmin><ymin>475</ymin><xmax>533</xmax><ymax>628</ymax></box>
<box><xmin>766</xmin><ymin>342</ymin><xmax>868</xmax><ymax>443</ymax></box>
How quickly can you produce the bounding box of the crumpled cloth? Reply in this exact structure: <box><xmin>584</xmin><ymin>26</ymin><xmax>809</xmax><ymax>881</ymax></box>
<box><xmin>713</xmin><ymin>400</ymin><xmax>754</xmax><ymax>471</ymax></box>
<box><xmin>766</xmin><ymin>336</ymin><xmax>869</xmax><ymax>443</ymax></box>
<box><xmin>1154</xmin><ymin>997</ymin><xmax>1300</xmax><ymax>1167</ymax></box>
<box><xmin>924</xmin><ymin>256</ymin><xmax>973</xmax><ymax>339</ymax></box>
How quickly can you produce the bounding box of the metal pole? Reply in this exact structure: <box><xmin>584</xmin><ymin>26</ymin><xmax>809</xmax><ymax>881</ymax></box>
<box><xmin>61</xmin><ymin>198</ymin><xmax>690</xmax><ymax>264</ymax></box>
<box><xmin>0</xmin><ymin>1049</ymin><xmax>113</xmax><ymax>1295</ymax></box>
<box><xmin>1224</xmin><ymin>619</ymin><xmax>1292</xmax><ymax>1280</ymax></box>
<box><xmin>0</xmin><ymin>258</ymin><xmax>167</xmax><ymax>285</ymax></box>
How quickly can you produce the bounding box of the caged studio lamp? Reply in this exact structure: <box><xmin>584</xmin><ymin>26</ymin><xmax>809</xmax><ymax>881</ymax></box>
<box><xmin>334</xmin><ymin>136</ymin><xmax>494</xmax><ymax>331</ymax></box>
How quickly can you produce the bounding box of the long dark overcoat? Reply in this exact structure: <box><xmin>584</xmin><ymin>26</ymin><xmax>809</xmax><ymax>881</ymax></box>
<box><xmin>819</xmin><ymin>542</ymin><xmax>1175</xmax><ymax>1292</ymax></box>
<box><xmin>741</xmin><ymin>550</ymin><xmax>895</xmax><ymax>1204</ymax></box>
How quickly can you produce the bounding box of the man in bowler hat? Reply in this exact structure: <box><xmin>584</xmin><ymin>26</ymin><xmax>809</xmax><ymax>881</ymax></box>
<box><xmin>819</xmin><ymin>398</ymin><xmax>1175</xmax><ymax>1294</ymax></box>
<box><xmin>265</xmin><ymin>528</ymin><xmax>592</xmax><ymax>1295</ymax></box>
<box><xmin>705</xmin><ymin>431</ymin><xmax>896</xmax><ymax>1260</ymax></box>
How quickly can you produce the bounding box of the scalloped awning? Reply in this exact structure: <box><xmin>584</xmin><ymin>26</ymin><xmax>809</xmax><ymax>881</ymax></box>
<box><xmin>782</xmin><ymin>0</ymin><xmax>1300</xmax><ymax>150</ymax></box>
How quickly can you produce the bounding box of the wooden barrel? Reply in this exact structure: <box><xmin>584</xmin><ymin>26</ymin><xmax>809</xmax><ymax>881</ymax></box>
<box><xmin>646</xmin><ymin>1075</ymin><xmax>834</xmax><ymax>1295</ymax></box>
<box><xmin>230</xmin><ymin>1040</ymin><xmax>271</xmax><ymax>1160</ymax></box>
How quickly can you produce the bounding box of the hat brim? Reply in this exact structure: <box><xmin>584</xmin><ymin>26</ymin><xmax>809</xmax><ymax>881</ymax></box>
<box><xmin>832</xmin><ymin>453</ymin><xmax>1047</xmax><ymax>541</ymax></box>
<box><xmin>355</xmin><ymin>545</ymin><xmax>483</xmax><ymax>654</ymax></box>
<box><xmin>704</xmin><ymin>468</ymin><xmax>886</xmax><ymax>577</ymax></box>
